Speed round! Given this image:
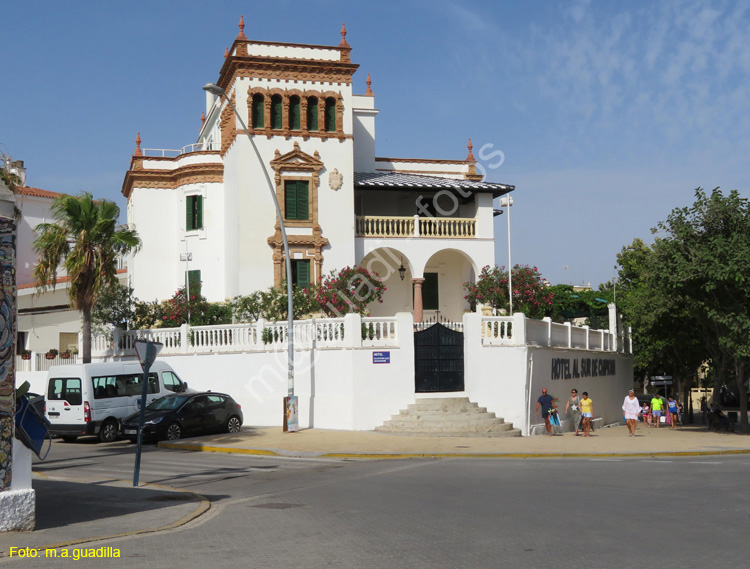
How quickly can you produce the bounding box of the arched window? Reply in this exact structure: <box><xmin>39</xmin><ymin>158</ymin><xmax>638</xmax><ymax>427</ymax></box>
<box><xmin>271</xmin><ymin>94</ymin><xmax>283</xmax><ymax>130</ymax></box>
<box><xmin>289</xmin><ymin>96</ymin><xmax>301</xmax><ymax>130</ymax></box>
<box><xmin>307</xmin><ymin>97</ymin><xmax>318</xmax><ymax>131</ymax></box>
<box><xmin>252</xmin><ymin>94</ymin><xmax>264</xmax><ymax>128</ymax></box>
<box><xmin>324</xmin><ymin>97</ymin><xmax>336</xmax><ymax>132</ymax></box>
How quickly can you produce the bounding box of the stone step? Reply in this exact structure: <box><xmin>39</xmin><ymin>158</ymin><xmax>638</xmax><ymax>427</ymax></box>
<box><xmin>376</xmin><ymin>424</ymin><xmax>516</xmax><ymax>434</ymax></box>
<box><xmin>395</xmin><ymin>409</ymin><xmax>497</xmax><ymax>420</ymax></box>
<box><xmin>375</xmin><ymin>426</ymin><xmax>523</xmax><ymax>438</ymax></box>
<box><xmin>378</xmin><ymin>396</ymin><xmax>518</xmax><ymax>437</ymax></box>
<box><xmin>384</xmin><ymin>416</ymin><xmax>507</xmax><ymax>428</ymax></box>
<box><xmin>406</xmin><ymin>398</ymin><xmax>481</xmax><ymax>410</ymax></box>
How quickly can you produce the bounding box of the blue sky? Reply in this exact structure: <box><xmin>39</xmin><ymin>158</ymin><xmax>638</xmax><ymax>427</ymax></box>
<box><xmin>3</xmin><ymin>0</ymin><xmax>748</xmax><ymax>288</ymax></box>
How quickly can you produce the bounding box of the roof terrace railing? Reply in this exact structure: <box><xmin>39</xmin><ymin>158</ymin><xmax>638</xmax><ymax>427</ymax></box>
<box><xmin>141</xmin><ymin>141</ymin><xmax>219</xmax><ymax>157</ymax></box>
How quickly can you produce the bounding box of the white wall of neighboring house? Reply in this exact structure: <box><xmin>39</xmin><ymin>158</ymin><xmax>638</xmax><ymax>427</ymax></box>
<box><xmin>17</xmin><ymin>286</ymin><xmax>79</xmax><ymax>353</ymax></box>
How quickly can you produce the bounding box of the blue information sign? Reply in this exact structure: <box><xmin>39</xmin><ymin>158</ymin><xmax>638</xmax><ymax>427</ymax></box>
<box><xmin>372</xmin><ymin>351</ymin><xmax>390</xmax><ymax>364</ymax></box>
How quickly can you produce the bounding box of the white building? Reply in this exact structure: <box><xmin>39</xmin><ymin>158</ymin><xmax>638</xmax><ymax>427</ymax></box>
<box><xmin>124</xmin><ymin>21</ymin><xmax>513</xmax><ymax>322</ymax></box>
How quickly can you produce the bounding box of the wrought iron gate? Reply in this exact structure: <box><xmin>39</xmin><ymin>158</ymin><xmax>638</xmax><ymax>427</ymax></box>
<box><xmin>414</xmin><ymin>322</ymin><xmax>464</xmax><ymax>392</ymax></box>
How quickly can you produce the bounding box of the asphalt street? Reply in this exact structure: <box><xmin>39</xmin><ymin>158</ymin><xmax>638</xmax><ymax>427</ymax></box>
<box><xmin>2</xmin><ymin>439</ymin><xmax>748</xmax><ymax>569</ymax></box>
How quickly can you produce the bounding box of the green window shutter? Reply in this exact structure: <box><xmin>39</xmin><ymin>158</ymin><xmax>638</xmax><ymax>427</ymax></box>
<box><xmin>186</xmin><ymin>270</ymin><xmax>201</xmax><ymax>296</ymax></box>
<box><xmin>252</xmin><ymin>95</ymin><xmax>264</xmax><ymax>128</ymax></box>
<box><xmin>284</xmin><ymin>181</ymin><xmax>308</xmax><ymax>220</ymax></box>
<box><xmin>196</xmin><ymin>196</ymin><xmax>203</xmax><ymax>229</ymax></box>
<box><xmin>285</xmin><ymin>181</ymin><xmax>297</xmax><ymax>220</ymax></box>
<box><xmin>325</xmin><ymin>98</ymin><xmax>336</xmax><ymax>132</ymax></box>
<box><xmin>422</xmin><ymin>273</ymin><xmax>439</xmax><ymax>310</ymax></box>
<box><xmin>271</xmin><ymin>95</ymin><xmax>282</xmax><ymax>129</ymax></box>
<box><xmin>307</xmin><ymin>98</ymin><xmax>318</xmax><ymax>131</ymax></box>
<box><xmin>186</xmin><ymin>196</ymin><xmax>194</xmax><ymax>230</ymax></box>
<box><xmin>290</xmin><ymin>97</ymin><xmax>300</xmax><ymax>130</ymax></box>
<box><xmin>296</xmin><ymin>181</ymin><xmax>309</xmax><ymax>220</ymax></box>
<box><xmin>293</xmin><ymin>260</ymin><xmax>310</xmax><ymax>287</ymax></box>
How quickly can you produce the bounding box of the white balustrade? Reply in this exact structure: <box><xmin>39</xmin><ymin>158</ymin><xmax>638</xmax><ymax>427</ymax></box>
<box><xmin>480</xmin><ymin>317</ymin><xmax>514</xmax><ymax>345</ymax></box>
<box><xmin>418</xmin><ymin>216</ymin><xmax>476</xmax><ymax>238</ymax></box>
<box><xmin>355</xmin><ymin>215</ymin><xmax>476</xmax><ymax>238</ymax></box>
<box><xmin>481</xmin><ymin>314</ymin><xmax>621</xmax><ymax>352</ymax></box>
<box><xmin>355</xmin><ymin>216</ymin><xmax>414</xmax><ymax>237</ymax></box>
<box><xmin>361</xmin><ymin>317</ymin><xmax>398</xmax><ymax>347</ymax></box>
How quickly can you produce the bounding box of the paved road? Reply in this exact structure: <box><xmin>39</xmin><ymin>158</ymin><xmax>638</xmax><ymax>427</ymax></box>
<box><xmin>5</xmin><ymin>440</ymin><xmax>749</xmax><ymax>568</ymax></box>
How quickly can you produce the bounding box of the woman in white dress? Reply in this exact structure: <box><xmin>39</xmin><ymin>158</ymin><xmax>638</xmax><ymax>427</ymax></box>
<box><xmin>622</xmin><ymin>389</ymin><xmax>641</xmax><ymax>436</ymax></box>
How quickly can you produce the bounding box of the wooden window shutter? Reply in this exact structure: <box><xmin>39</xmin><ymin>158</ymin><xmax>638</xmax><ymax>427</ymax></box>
<box><xmin>252</xmin><ymin>95</ymin><xmax>264</xmax><ymax>128</ymax></box>
<box><xmin>296</xmin><ymin>260</ymin><xmax>310</xmax><ymax>287</ymax></box>
<box><xmin>290</xmin><ymin>96</ymin><xmax>300</xmax><ymax>130</ymax></box>
<box><xmin>307</xmin><ymin>98</ymin><xmax>318</xmax><ymax>131</ymax></box>
<box><xmin>186</xmin><ymin>196</ymin><xmax>194</xmax><ymax>230</ymax></box>
<box><xmin>196</xmin><ymin>196</ymin><xmax>203</xmax><ymax>229</ymax></box>
<box><xmin>296</xmin><ymin>181</ymin><xmax>309</xmax><ymax>220</ymax></box>
<box><xmin>271</xmin><ymin>95</ymin><xmax>282</xmax><ymax>129</ymax></box>
<box><xmin>285</xmin><ymin>180</ymin><xmax>297</xmax><ymax>220</ymax></box>
<box><xmin>325</xmin><ymin>98</ymin><xmax>336</xmax><ymax>132</ymax></box>
<box><xmin>186</xmin><ymin>269</ymin><xmax>201</xmax><ymax>296</ymax></box>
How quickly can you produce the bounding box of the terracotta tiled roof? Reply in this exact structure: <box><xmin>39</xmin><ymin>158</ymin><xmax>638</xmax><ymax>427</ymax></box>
<box><xmin>354</xmin><ymin>171</ymin><xmax>514</xmax><ymax>196</ymax></box>
<box><xmin>16</xmin><ymin>186</ymin><xmax>66</xmax><ymax>199</ymax></box>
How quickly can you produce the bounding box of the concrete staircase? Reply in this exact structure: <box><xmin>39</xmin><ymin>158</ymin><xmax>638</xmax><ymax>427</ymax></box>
<box><xmin>375</xmin><ymin>397</ymin><xmax>522</xmax><ymax>437</ymax></box>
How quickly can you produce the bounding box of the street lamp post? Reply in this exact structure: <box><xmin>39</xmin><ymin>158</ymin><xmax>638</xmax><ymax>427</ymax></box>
<box><xmin>180</xmin><ymin>245</ymin><xmax>193</xmax><ymax>325</ymax></box>
<box><xmin>498</xmin><ymin>195</ymin><xmax>513</xmax><ymax>315</ymax></box>
<box><xmin>203</xmin><ymin>83</ymin><xmax>296</xmax><ymax>430</ymax></box>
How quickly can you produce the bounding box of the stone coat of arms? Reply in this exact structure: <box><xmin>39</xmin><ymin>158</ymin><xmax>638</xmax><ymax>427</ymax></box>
<box><xmin>328</xmin><ymin>168</ymin><xmax>343</xmax><ymax>191</ymax></box>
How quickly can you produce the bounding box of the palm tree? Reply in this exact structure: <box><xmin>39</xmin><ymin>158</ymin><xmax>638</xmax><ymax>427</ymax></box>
<box><xmin>33</xmin><ymin>192</ymin><xmax>140</xmax><ymax>363</ymax></box>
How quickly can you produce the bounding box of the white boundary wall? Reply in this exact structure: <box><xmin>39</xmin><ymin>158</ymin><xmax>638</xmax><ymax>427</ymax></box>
<box><xmin>465</xmin><ymin>312</ymin><xmax>633</xmax><ymax>435</ymax></box>
<box><xmin>17</xmin><ymin>311</ymin><xmax>633</xmax><ymax>435</ymax></box>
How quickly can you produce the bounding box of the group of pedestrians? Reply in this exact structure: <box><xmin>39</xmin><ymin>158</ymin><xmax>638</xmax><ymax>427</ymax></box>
<box><xmin>535</xmin><ymin>388</ymin><xmax>594</xmax><ymax>437</ymax></box>
<box><xmin>640</xmin><ymin>395</ymin><xmax>681</xmax><ymax>428</ymax></box>
<box><xmin>536</xmin><ymin>387</ymin><xmax>682</xmax><ymax>437</ymax></box>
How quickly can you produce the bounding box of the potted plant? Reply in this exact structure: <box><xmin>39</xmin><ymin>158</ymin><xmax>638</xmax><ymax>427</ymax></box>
<box><xmin>45</xmin><ymin>348</ymin><xmax>58</xmax><ymax>360</ymax></box>
<box><xmin>20</xmin><ymin>350</ymin><xmax>31</xmax><ymax>360</ymax></box>
<box><xmin>59</xmin><ymin>350</ymin><xmax>71</xmax><ymax>359</ymax></box>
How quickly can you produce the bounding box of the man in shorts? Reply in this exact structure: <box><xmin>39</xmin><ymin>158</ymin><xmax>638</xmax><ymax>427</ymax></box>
<box><xmin>650</xmin><ymin>395</ymin><xmax>664</xmax><ymax>428</ymax></box>
<box><xmin>535</xmin><ymin>388</ymin><xmax>557</xmax><ymax>435</ymax></box>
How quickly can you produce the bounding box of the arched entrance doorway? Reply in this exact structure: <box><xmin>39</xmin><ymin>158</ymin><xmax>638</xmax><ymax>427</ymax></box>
<box><xmin>359</xmin><ymin>247</ymin><xmax>412</xmax><ymax>317</ymax></box>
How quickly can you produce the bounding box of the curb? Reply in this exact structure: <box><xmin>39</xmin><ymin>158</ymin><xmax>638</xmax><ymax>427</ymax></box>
<box><xmin>0</xmin><ymin>478</ymin><xmax>210</xmax><ymax>558</ymax></box>
<box><xmin>158</xmin><ymin>441</ymin><xmax>750</xmax><ymax>460</ymax></box>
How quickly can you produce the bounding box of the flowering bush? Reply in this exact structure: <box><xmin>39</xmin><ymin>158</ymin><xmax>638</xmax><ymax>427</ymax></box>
<box><xmin>316</xmin><ymin>266</ymin><xmax>386</xmax><ymax>317</ymax></box>
<box><xmin>161</xmin><ymin>286</ymin><xmax>231</xmax><ymax>326</ymax></box>
<box><xmin>464</xmin><ymin>264</ymin><xmax>553</xmax><ymax>319</ymax></box>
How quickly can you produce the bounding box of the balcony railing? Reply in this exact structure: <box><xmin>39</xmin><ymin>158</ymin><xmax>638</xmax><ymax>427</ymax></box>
<box><xmin>141</xmin><ymin>141</ymin><xmax>219</xmax><ymax>157</ymax></box>
<box><xmin>355</xmin><ymin>215</ymin><xmax>476</xmax><ymax>238</ymax></box>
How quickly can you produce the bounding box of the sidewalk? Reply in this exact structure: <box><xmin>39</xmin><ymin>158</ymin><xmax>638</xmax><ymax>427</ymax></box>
<box><xmin>0</xmin><ymin>476</ymin><xmax>208</xmax><ymax>558</ymax></box>
<box><xmin>159</xmin><ymin>422</ymin><xmax>750</xmax><ymax>458</ymax></box>
<box><xmin>2</xmin><ymin>423</ymin><xmax>748</xmax><ymax>557</ymax></box>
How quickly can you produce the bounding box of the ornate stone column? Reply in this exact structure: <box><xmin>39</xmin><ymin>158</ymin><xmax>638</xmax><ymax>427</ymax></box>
<box><xmin>412</xmin><ymin>278</ymin><xmax>425</xmax><ymax>323</ymax></box>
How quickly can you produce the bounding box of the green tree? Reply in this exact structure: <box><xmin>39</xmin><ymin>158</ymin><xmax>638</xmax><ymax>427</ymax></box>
<box><xmin>652</xmin><ymin>188</ymin><xmax>750</xmax><ymax>430</ymax></box>
<box><xmin>547</xmin><ymin>284</ymin><xmax>612</xmax><ymax>327</ymax></box>
<box><xmin>92</xmin><ymin>282</ymin><xmax>136</xmax><ymax>331</ymax></box>
<box><xmin>33</xmin><ymin>193</ymin><xmax>140</xmax><ymax>362</ymax></box>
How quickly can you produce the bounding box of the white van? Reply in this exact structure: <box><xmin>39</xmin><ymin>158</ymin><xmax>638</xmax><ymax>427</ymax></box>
<box><xmin>45</xmin><ymin>361</ymin><xmax>189</xmax><ymax>443</ymax></box>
